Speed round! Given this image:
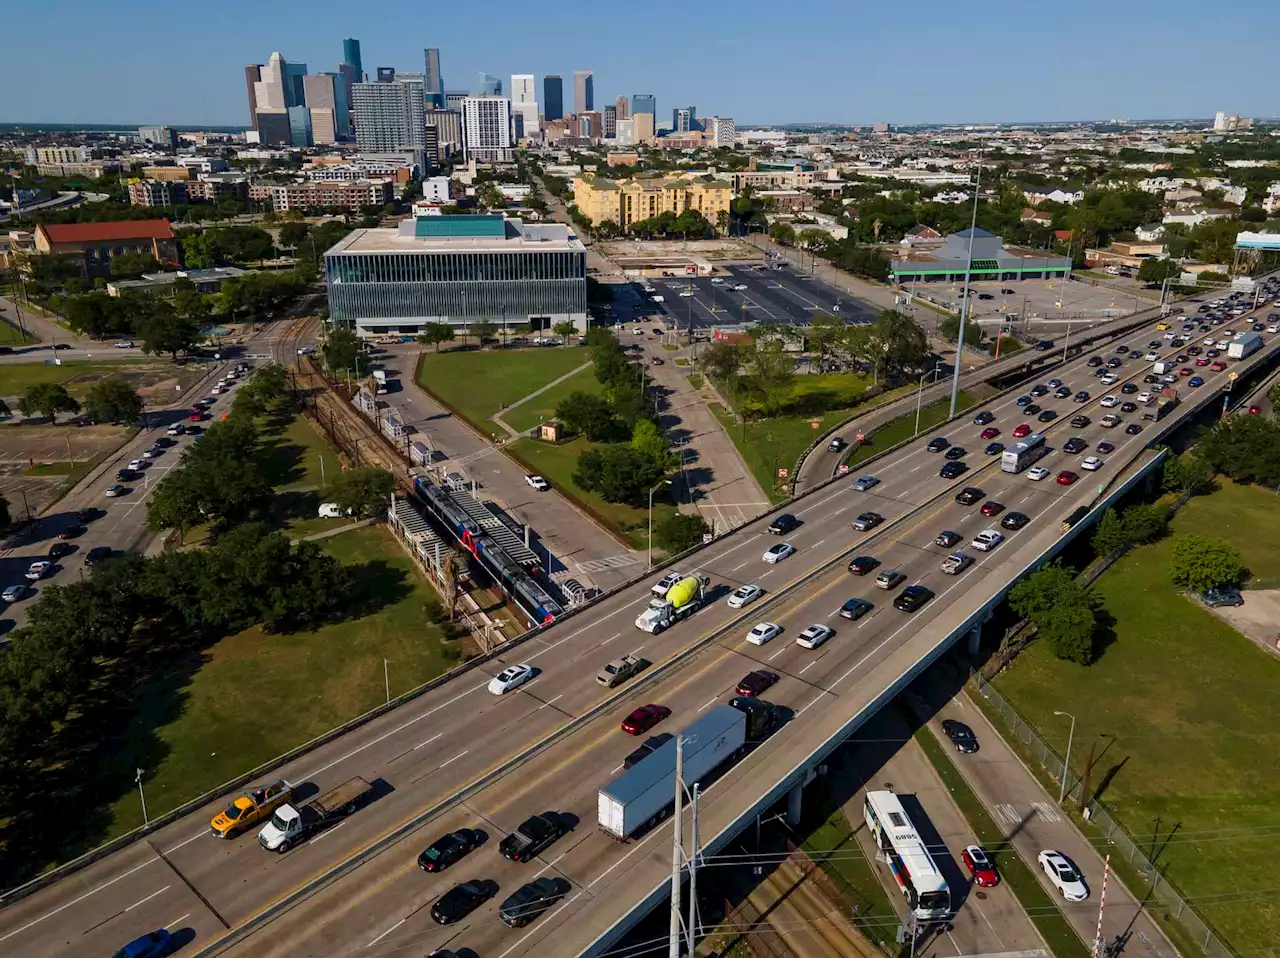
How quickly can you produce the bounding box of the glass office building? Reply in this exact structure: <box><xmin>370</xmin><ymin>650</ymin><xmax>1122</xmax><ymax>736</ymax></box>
<box><xmin>325</xmin><ymin>215</ymin><xmax>588</xmax><ymax>337</ymax></box>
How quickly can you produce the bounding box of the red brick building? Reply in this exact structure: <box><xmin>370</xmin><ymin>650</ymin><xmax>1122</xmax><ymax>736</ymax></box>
<box><xmin>34</xmin><ymin>219</ymin><xmax>180</xmax><ymax>278</ymax></box>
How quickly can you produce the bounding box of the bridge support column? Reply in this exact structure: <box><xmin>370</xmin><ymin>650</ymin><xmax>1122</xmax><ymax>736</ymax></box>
<box><xmin>967</xmin><ymin>621</ymin><xmax>982</xmax><ymax>656</ymax></box>
<box><xmin>786</xmin><ymin>782</ymin><xmax>803</xmax><ymax>827</ymax></box>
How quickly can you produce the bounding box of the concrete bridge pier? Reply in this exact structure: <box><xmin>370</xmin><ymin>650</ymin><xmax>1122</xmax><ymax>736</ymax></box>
<box><xmin>786</xmin><ymin>782</ymin><xmax>803</xmax><ymax>827</ymax></box>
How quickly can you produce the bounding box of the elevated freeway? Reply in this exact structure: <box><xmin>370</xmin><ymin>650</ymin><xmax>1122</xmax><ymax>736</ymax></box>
<box><xmin>2</xmin><ymin>292</ymin><xmax>1277</xmax><ymax>958</ymax></box>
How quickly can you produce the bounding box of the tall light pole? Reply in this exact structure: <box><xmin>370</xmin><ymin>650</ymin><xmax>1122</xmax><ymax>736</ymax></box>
<box><xmin>1054</xmin><ymin>710</ymin><xmax>1076</xmax><ymax>804</ymax></box>
<box><xmin>647</xmin><ymin>478</ymin><xmax>672</xmax><ymax>570</ymax></box>
<box><xmin>135</xmin><ymin>767</ymin><xmax>149</xmax><ymax>824</ymax></box>
<box><xmin>915</xmin><ymin>362</ymin><xmax>943</xmax><ymax>436</ymax></box>
<box><xmin>949</xmin><ymin>149</ymin><xmax>985</xmax><ymax>417</ymax></box>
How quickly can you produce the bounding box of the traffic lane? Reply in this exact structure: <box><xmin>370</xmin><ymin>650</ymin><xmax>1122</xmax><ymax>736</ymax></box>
<box><xmin>51</xmin><ymin>876</ymin><xmax>223</xmax><ymax>958</ymax></box>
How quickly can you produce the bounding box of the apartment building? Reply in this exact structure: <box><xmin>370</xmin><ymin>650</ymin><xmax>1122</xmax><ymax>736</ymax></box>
<box><xmin>270</xmin><ymin>179</ymin><xmax>394</xmax><ymax>212</ymax></box>
<box><xmin>127</xmin><ymin>179</ymin><xmax>189</xmax><ymax>207</ymax></box>
<box><xmin>572</xmin><ymin>173</ymin><xmax>732</xmax><ymax>232</ymax></box>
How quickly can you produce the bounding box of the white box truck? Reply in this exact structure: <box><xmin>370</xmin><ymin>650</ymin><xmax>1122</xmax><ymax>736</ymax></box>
<box><xmin>1228</xmin><ymin>331</ymin><xmax>1262</xmax><ymax>360</ymax></box>
<box><xmin>597</xmin><ymin>701</ymin><xmax>774</xmax><ymax>840</ymax></box>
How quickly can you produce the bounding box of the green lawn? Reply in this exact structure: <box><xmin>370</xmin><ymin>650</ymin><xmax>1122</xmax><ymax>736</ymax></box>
<box><xmin>102</xmin><ymin>525</ymin><xmax>453</xmax><ymax>836</ymax></box>
<box><xmin>711</xmin><ymin>403</ymin><xmax>855</xmax><ymax>502</ymax></box>
<box><xmin>847</xmin><ymin>393</ymin><xmax>977</xmax><ymax>467</ymax></box>
<box><xmin>739</xmin><ymin>371</ymin><xmax>873</xmax><ymax>417</ymax></box>
<box><xmin>416</xmin><ymin>346</ymin><xmax>592</xmax><ymax>439</ymax></box>
<box><xmin>991</xmin><ymin>481</ymin><xmax>1280</xmax><ymax>955</ymax></box>
<box><xmin>509</xmin><ymin>436</ymin><xmax>677</xmax><ymax>549</ymax></box>
<box><xmin>0</xmin><ymin>359</ymin><xmax>195</xmax><ymax>399</ymax></box>
<box><xmin>0</xmin><ymin>317</ymin><xmax>39</xmax><ymax>346</ymax></box>
<box><xmin>503</xmin><ymin>364</ymin><xmax>606</xmax><ymax>434</ymax></box>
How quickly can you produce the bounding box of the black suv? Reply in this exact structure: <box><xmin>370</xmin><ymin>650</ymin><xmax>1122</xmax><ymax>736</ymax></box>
<box><xmin>939</xmin><ymin>461</ymin><xmax>967</xmax><ymax>479</ymax></box>
<box><xmin>894</xmin><ymin>585</ymin><xmax>934</xmax><ymax>612</ymax></box>
<box><xmin>418</xmin><ymin>828</ymin><xmax>486</xmax><ymax>872</ymax></box>
<box><xmin>926</xmin><ymin>437</ymin><xmax>950</xmax><ymax>453</ymax></box>
<box><xmin>1070</xmin><ymin>414</ymin><xmax>1091</xmax><ymax>428</ymax></box>
<box><xmin>955</xmin><ymin>487</ymin><xmax>984</xmax><ymax>505</ymax></box>
<box><xmin>431</xmin><ymin>880</ymin><xmax>497</xmax><ymax>924</ymax></box>
<box><xmin>1062</xmin><ymin>437</ymin><xmax>1087</xmax><ymax>454</ymax></box>
<box><xmin>935</xmin><ymin>530</ymin><xmax>961</xmax><ymax>547</ymax></box>
<box><xmin>1001</xmin><ymin>511</ymin><xmax>1030</xmax><ymax>530</ymax></box>
<box><xmin>972</xmin><ymin>410</ymin><xmax>995</xmax><ymax>425</ymax></box>
<box><xmin>768</xmin><ymin>513</ymin><xmax>798</xmax><ymax>535</ymax></box>
<box><xmin>500</xmin><ymin>877</ymin><xmax>571</xmax><ymax>927</ymax></box>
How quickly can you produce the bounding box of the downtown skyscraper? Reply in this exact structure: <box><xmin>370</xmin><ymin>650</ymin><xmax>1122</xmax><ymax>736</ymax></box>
<box><xmin>573</xmin><ymin>70</ymin><xmax>593</xmax><ymax>113</ymax></box>
<box><xmin>543</xmin><ymin>75</ymin><xmax>563</xmax><ymax>120</ymax></box>
<box><xmin>423</xmin><ymin>47</ymin><xmax>444</xmax><ymax>107</ymax></box>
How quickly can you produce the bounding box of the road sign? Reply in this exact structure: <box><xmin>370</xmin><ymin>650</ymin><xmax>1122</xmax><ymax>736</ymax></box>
<box><xmin>838</xmin><ymin>464</ymin><xmax>850</xmax><ymax>474</ymax></box>
<box><xmin>685</xmin><ymin>265</ymin><xmax>697</xmax><ymax>275</ymax></box>
<box><xmin>811</xmin><ymin>420</ymin><xmax>820</xmax><ymax>429</ymax></box>
<box><xmin>1228</xmin><ymin>371</ymin><xmax>1239</xmax><ymax>381</ymax></box>
<box><xmin>855</xmin><ymin>432</ymin><xmax>865</xmax><ymax>442</ymax></box>
<box><xmin>777</xmin><ymin>468</ymin><xmax>788</xmax><ymax>478</ymax></box>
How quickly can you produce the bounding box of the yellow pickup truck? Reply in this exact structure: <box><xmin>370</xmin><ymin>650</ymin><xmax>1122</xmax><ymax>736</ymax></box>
<box><xmin>209</xmin><ymin>780</ymin><xmax>294</xmax><ymax>838</ymax></box>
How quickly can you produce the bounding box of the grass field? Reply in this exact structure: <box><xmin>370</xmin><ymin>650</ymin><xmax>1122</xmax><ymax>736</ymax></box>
<box><xmin>503</xmin><ymin>364</ymin><xmax>605</xmax><ymax>434</ymax></box>
<box><xmin>991</xmin><ymin>480</ymin><xmax>1280</xmax><ymax>954</ymax></box>
<box><xmin>738</xmin><ymin>371</ymin><xmax>873</xmax><ymax>417</ymax></box>
<box><xmin>509</xmin><ymin>436</ymin><xmax>677</xmax><ymax>549</ymax></box>
<box><xmin>0</xmin><ymin>317</ymin><xmax>39</xmax><ymax>346</ymax></box>
<box><xmin>101</xmin><ymin>525</ymin><xmax>453</xmax><ymax>836</ymax></box>
<box><xmin>847</xmin><ymin>393</ymin><xmax>978</xmax><ymax>467</ymax></box>
<box><xmin>416</xmin><ymin>347</ymin><xmax>592</xmax><ymax>439</ymax></box>
<box><xmin>0</xmin><ymin>359</ymin><xmax>198</xmax><ymax>399</ymax></box>
<box><xmin>711</xmin><ymin>403</ymin><xmax>855</xmax><ymax>502</ymax></box>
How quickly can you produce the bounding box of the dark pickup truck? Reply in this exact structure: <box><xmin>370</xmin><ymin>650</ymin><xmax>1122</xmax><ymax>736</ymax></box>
<box><xmin>498</xmin><ymin>813</ymin><xmax>568</xmax><ymax>863</ymax></box>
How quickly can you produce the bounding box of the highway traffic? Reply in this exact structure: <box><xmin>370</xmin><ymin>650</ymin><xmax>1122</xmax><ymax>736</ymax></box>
<box><xmin>2</xmin><ymin>288</ymin><xmax>1277</xmax><ymax>958</ymax></box>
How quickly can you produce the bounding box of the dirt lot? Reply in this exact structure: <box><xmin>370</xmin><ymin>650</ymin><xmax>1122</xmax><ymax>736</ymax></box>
<box><xmin>1207</xmin><ymin>589</ymin><xmax>1280</xmax><ymax>658</ymax></box>
<box><xmin>598</xmin><ymin>237</ymin><xmax>763</xmax><ymax>263</ymax></box>
<box><xmin>0</xmin><ymin>422</ymin><xmax>132</xmax><ymax>517</ymax></box>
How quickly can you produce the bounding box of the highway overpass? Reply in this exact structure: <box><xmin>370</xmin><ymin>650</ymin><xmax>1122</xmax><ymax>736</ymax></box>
<box><xmin>2</xmin><ymin>290</ymin><xmax>1277</xmax><ymax>958</ymax></box>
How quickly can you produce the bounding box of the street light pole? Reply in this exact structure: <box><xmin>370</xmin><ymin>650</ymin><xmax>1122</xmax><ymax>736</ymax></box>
<box><xmin>949</xmin><ymin>149</ymin><xmax>984</xmax><ymax>418</ymax></box>
<box><xmin>647</xmin><ymin>479</ymin><xmax>672</xmax><ymax>570</ymax></box>
<box><xmin>135</xmin><ymin>767</ymin><xmax>149</xmax><ymax>824</ymax></box>
<box><xmin>915</xmin><ymin>363</ymin><xmax>942</xmax><ymax>436</ymax></box>
<box><xmin>1054</xmin><ymin>710</ymin><xmax>1076</xmax><ymax>804</ymax></box>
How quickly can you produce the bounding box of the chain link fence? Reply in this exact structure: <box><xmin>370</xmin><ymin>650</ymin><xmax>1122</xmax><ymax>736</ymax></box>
<box><xmin>971</xmin><ymin>671</ymin><xmax>1239</xmax><ymax>958</ymax></box>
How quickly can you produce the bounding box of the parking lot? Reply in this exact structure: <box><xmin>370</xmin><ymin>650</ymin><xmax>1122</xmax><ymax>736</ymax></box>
<box><xmin>643</xmin><ymin>263</ymin><xmax>877</xmax><ymax>329</ymax></box>
<box><xmin>910</xmin><ymin>276</ymin><xmax>1152</xmax><ymax>335</ymax></box>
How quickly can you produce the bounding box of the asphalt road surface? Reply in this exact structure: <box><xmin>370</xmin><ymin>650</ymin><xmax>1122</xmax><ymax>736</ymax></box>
<box><xmin>648</xmin><ymin>265</ymin><xmax>875</xmax><ymax>329</ymax></box>
<box><xmin>4</xmin><ymin>301</ymin><xmax>1274</xmax><ymax>958</ymax></box>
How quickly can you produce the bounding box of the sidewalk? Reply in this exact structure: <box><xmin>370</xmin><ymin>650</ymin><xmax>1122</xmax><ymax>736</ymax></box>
<box><xmin>489</xmin><ymin>359</ymin><xmax>593</xmax><ymax>439</ymax></box>
<box><xmin>0</xmin><ymin>294</ymin><xmax>80</xmax><ymax>346</ymax></box>
<box><xmin>917</xmin><ymin>669</ymin><xmax>1179</xmax><ymax>958</ymax></box>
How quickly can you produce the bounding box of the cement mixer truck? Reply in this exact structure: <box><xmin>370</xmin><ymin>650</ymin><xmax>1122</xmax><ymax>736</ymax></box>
<box><xmin>635</xmin><ymin>573</ymin><xmax>709</xmax><ymax>634</ymax></box>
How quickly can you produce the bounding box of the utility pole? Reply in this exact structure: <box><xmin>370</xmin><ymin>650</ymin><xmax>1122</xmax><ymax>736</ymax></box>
<box><xmin>1091</xmin><ymin>855</ymin><xmax>1111</xmax><ymax>957</ymax></box>
<box><xmin>687</xmin><ymin>783</ymin><xmax>701</xmax><ymax>955</ymax></box>
<box><xmin>135</xmin><ymin>768</ymin><xmax>149</xmax><ymax>824</ymax></box>
<box><xmin>668</xmin><ymin>735</ymin><xmax>684</xmax><ymax>958</ymax></box>
<box><xmin>949</xmin><ymin>150</ymin><xmax>984</xmax><ymax>417</ymax></box>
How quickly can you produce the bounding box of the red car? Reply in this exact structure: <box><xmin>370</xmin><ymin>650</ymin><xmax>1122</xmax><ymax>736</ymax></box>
<box><xmin>736</xmin><ymin>670</ymin><xmax>780</xmax><ymax>697</ymax></box>
<box><xmin>980</xmin><ymin>427</ymin><xmax>1000</xmax><ymax>440</ymax></box>
<box><xmin>962</xmin><ymin>845</ymin><xmax>1000</xmax><ymax>887</ymax></box>
<box><xmin>1211</xmin><ymin>361</ymin><xmax>1227</xmax><ymax>371</ymax></box>
<box><xmin>1011</xmin><ymin>423</ymin><xmax>1032</xmax><ymax>438</ymax></box>
<box><xmin>1179</xmin><ymin>367</ymin><xmax>1192</xmax><ymax>376</ymax></box>
<box><xmin>1195</xmin><ymin>357</ymin><xmax>1210</xmax><ymax>366</ymax></box>
<box><xmin>979</xmin><ymin>500</ymin><xmax>1004</xmax><ymax>517</ymax></box>
<box><xmin>1056</xmin><ymin>470</ymin><xmax>1079</xmax><ymax>485</ymax></box>
<box><xmin>1249</xmin><ymin>405</ymin><xmax>1262</xmax><ymax>415</ymax></box>
<box><xmin>621</xmin><ymin>704</ymin><xmax>671</xmax><ymax>735</ymax></box>
<box><xmin>188</xmin><ymin>412</ymin><xmax>204</xmax><ymax>422</ymax></box>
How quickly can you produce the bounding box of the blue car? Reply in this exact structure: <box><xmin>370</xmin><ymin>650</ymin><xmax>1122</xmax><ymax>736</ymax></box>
<box><xmin>1015</xmin><ymin>395</ymin><xmax>1032</xmax><ymax>406</ymax></box>
<box><xmin>113</xmin><ymin>930</ymin><xmax>172</xmax><ymax>958</ymax></box>
<box><xmin>1188</xmin><ymin>376</ymin><xmax>1204</xmax><ymax>387</ymax></box>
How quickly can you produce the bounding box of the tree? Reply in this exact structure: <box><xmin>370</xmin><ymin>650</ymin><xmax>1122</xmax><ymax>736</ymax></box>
<box><xmin>1161</xmin><ymin>450</ymin><xmax>1215</xmax><ymax>494</ymax></box>
<box><xmin>631</xmin><ymin>419</ymin><xmax>674</xmax><ymax>471</ymax></box>
<box><xmin>84</xmin><ymin>374</ymin><xmax>143</xmax><ymax>425</ymax></box>
<box><xmin>19</xmin><ymin>384</ymin><xmax>80</xmax><ymax>423</ymax></box>
<box><xmin>1121</xmin><ymin>503</ymin><xmax>1167</xmax><ymax>545</ymax></box>
<box><xmin>808</xmin><ymin>314</ymin><xmax>845</xmax><ymax>364</ymax></box>
<box><xmin>138</xmin><ymin>311</ymin><xmax>201</xmax><ymax>360</ymax></box>
<box><xmin>1009</xmin><ymin>564</ymin><xmax>1098</xmax><ymax>665</ymax></box>
<box><xmin>573</xmin><ymin>444</ymin><xmax>663</xmax><ymax>504</ymax></box>
<box><xmin>322</xmin><ymin>466</ymin><xmax>396</xmax><ymax>518</ymax></box>
<box><xmin>417</xmin><ymin>322</ymin><xmax>455</xmax><ymax>352</ymax></box>
<box><xmin>278</xmin><ymin>221</ymin><xmax>312</xmax><ymax>250</ymax></box>
<box><xmin>1269</xmin><ymin>379</ymin><xmax>1280</xmax><ymax>413</ymax></box>
<box><xmin>940</xmin><ymin>313</ymin><xmax>984</xmax><ymax>347</ymax></box>
<box><xmin>108</xmin><ymin>251</ymin><xmax>161</xmax><ymax>280</ymax></box>
<box><xmin>1009</xmin><ymin>564</ymin><xmax>1081</xmax><ymax>622</ymax></box>
<box><xmin>1169</xmin><ymin>533</ymin><xmax>1244</xmax><ymax>592</ymax></box>
<box><xmin>699</xmin><ymin>341</ymin><xmax>741</xmax><ymax>382</ymax></box>
<box><xmin>769</xmin><ymin>221</ymin><xmax>796</xmax><ymax>246</ymax></box>
<box><xmin>1137</xmin><ymin>257</ymin><xmax>1181</xmax><ymax>284</ymax></box>
<box><xmin>653</xmin><ymin>513</ymin><xmax>710</xmax><ymax>555</ymax></box>
<box><xmin>553</xmin><ymin>321</ymin><xmax>578</xmax><ymax>346</ymax></box>
<box><xmin>472</xmin><ymin>320</ymin><xmax>498</xmax><ymax>344</ymax></box>
<box><xmin>323</xmin><ymin>327</ymin><xmax>364</xmax><ymax>373</ymax></box>
<box><xmin>1198</xmin><ymin>416</ymin><xmax>1280</xmax><ymax>487</ymax></box>
<box><xmin>1090</xmin><ymin>508</ymin><xmax>1127</xmax><ymax>556</ymax></box>
<box><xmin>556</xmin><ymin>391</ymin><xmax>615</xmax><ymax>440</ymax></box>
<box><xmin>1039</xmin><ymin>602</ymin><xmax>1098</xmax><ymax>665</ymax></box>
<box><xmin>172</xmin><ymin>288</ymin><xmax>212</xmax><ymax>326</ymax></box>
<box><xmin>744</xmin><ymin>338</ymin><xmax>795</xmax><ymax>415</ymax></box>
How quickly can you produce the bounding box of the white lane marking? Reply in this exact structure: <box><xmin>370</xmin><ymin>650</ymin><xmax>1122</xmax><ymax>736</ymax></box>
<box><xmin>811</xmin><ymin>539</ymin><xmax>826</xmax><ymax>550</ymax></box>
<box><xmin>533</xmin><ymin>851</ymin><xmax>567</xmax><ymax>879</ymax></box>
<box><xmin>768</xmin><ymin>646</ymin><xmax>787</xmax><ymax>661</ymax></box>
<box><xmin>367</xmin><ymin>917</ymin><xmax>406</xmax><ymax>947</ymax></box>
<box><xmin>611</xmin><ymin>763</ymin><xmax>624</xmax><ymax>773</ymax></box>
<box><xmin>165</xmin><ymin>914</ymin><xmax>190</xmax><ymax>930</ymax></box>
<box><xmin>627</xmin><ymin>646</ymin><xmax>645</xmax><ymax>656</ymax></box>
<box><xmin>497</xmin><ymin>891</ymin><xmax>583</xmax><ymax>958</ymax></box>
<box><xmin>729</xmin><ymin>561</ymin><xmax>747</xmax><ymax>573</ymax></box>
<box><xmin>124</xmin><ymin>885</ymin><xmax>171</xmax><ymax>912</ymax></box>
<box><xmin>698</xmin><ymin>696</ymin><xmax>718</xmax><ymax>712</ymax></box>
<box><xmin>162</xmin><ymin>830</ymin><xmax>205</xmax><ymax>855</ymax></box>
<box><xmin>306</xmin><ymin>820</ymin><xmax>347</xmax><ymax>846</ymax></box>
<box><xmin>0</xmin><ymin>857</ymin><xmax>160</xmax><ymax>944</ymax></box>
<box><xmin>437</xmin><ymin>750</ymin><xmax>468</xmax><ymax>769</ymax></box>
<box><xmin>1020</xmin><ymin>492</ymin><xmax>1035</xmax><ymax>502</ymax></box>
<box><xmin>535</xmin><ymin>696</ymin><xmax>563</xmax><ymax>712</ymax></box>
<box><xmin>413</xmin><ymin>732</ymin><xmax>444</xmax><ymax>751</ymax></box>
<box><xmin>799</xmin><ymin>660</ymin><xmax>818</xmax><ymax>675</ymax></box>
<box><xmin>796</xmin><ymin>693</ymin><xmax>825</xmax><ymax>716</ymax></box>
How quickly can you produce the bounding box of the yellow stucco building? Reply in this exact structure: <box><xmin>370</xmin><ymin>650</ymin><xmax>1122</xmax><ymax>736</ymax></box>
<box><xmin>572</xmin><ymin>173</ymin><xmax>733</xmax><ymax>233</ymax></box>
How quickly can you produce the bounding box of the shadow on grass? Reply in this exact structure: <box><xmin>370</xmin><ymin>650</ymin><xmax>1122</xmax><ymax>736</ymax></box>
<box><xmin>271</xmin><ymin>488</ymin><xmax>324</xmax><ymax>527</ymax></box>
<box><xmin>257</xmin><ymin>434</ymin><xmax>308</xmax><ymax>489</ymax></box>
<box><xmin>343</xmin><ymin>559</ymin><xmax>414</xmax><ymax>619</ymax></box>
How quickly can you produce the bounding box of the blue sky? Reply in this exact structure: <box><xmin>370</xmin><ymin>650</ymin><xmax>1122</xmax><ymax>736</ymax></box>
<box><xmin>2</xmin><ymin>0</ymin><xmax>1275</xmax><ymax>127</ymax></box>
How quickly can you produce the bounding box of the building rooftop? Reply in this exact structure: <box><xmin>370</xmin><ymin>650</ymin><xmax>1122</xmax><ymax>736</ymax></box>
<box><xmin>327</xmin><ymin>216</ymin><xmax>585</xmax><ymax>255</ymax></box>
<box><xmin>38</xmin><ymin>219</ymin><xmax>174</xmax><ymax>244</ymax></box>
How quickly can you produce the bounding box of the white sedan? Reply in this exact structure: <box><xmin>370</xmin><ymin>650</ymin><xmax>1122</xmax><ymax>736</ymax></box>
<box><xmin>114</xmin><ymin>340</ymin><xmax>134</xmax><ymax>348</ymax></box>
<box><xmin>525</xmin><ymin>474</ymin><xmax>550</xmax><ymax>491</ymax></box>
<box><xmin>1137</xmin><ymin>391</ymin><xmax>1153</xmax><ymax>404</ymax></box>
<box><xmin>1099</xmin><ymin>395</ymin><xmax>1119</xmax><ymax>408</ymax></box>
<box><xmin>746</xmin><ymin>622</ymin><xmax>783</xmax><ymax>646</ymax></box>
<box><xmin>1081</xmin><ymin>456</ymin><xmax>1104</xmax><ymax>471</ymax></box>
<box><xmin>1038</xmin><ymin>850</ymin><xmax>1089</xmax><ymax>901</ymax></box>
<box><xmin>763</xmin><ymin>542</ymin><xmax>796</xmax><ymax>564</ymax></box>
<box><xmin>733</xmin><ymin>284</ymin><xmax>748</xmax><ymax>291</ymax></box>
<box><xmin>487</xmin><ymin>664</ymin><xmax>534</xmax><ymax>695</ymax></box>
<box><xmin>678</xmin><ymin>290</ymin><xmax>695</xmax><ymax>298</ymax></box>
<box><xmin>1026</xmin><ymin>467</ymin><xmax>1050</xmax><ymax>481</ymax></box>
<box><xmin>727</xmin><ymin>584</ymin><xmax>764</xmax><ymax>609</ymax></box>
<box><xmin>796</xmin><ymin>624</ymin><xmax>834</xmax><ymax>649</ymax></box>
<box><xmin>25</xmin><ymin>560</ymin><xmax>53</xmax><ymax>580</ymax></box>
<box><xmin>128</xmin><ymin>458</ymin><xmax>149</xmax><ymax>471</ymax></box>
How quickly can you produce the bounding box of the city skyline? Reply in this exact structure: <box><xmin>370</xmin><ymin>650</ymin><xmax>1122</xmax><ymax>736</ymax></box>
<box><xmin>2</xmin><ymin>0</ymin><xmax>1277</xmax><ymax>127</ymax></box>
